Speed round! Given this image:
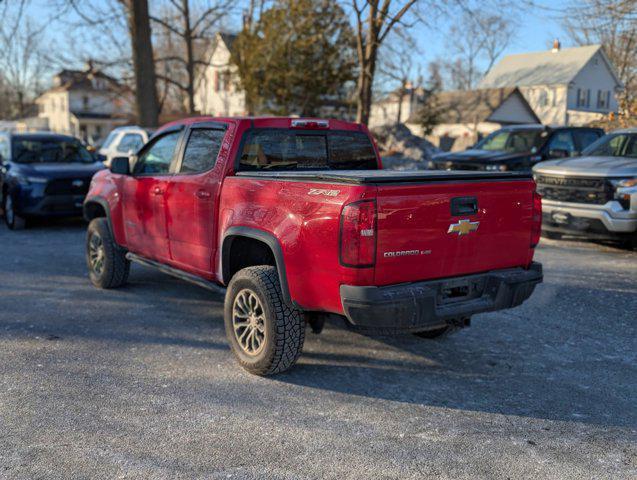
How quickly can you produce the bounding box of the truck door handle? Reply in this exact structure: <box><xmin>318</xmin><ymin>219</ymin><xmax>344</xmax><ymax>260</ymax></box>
<box><xmin>151</xmin><ymin>186</ymin><xmax>165</xmax><ymax>196</ymax></box>
<box><xmin>195</xmin><ymin>189</ymin><xmax>211</xmax><ymax>199</ymax></box>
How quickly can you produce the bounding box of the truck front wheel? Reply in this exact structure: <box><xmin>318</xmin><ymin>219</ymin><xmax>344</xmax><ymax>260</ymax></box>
<box><xmin>224</xmin><ymin>266</ymin><xmax>305</xmax><ymax>375</ymax></box>
<box><xmin>86</xmin><ymin>218</ymin><xmax>130</xmax><ymax>288</ymax></box>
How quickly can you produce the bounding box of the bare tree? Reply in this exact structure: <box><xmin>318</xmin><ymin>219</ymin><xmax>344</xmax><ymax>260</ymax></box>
<box><xmin>150</xmin><ymin>0</ymin><xmax>233</xmax><ymax>114</ymax></box>
<box><xmin>444</xmin><ymin>10</ymin><xmax>515</xmax><ymax>90</ymax></box>
<box><xmin>351</xmin><ymin>0</ymin><xmax>421</xmax><ymax>125</ymax></box>
<box><xmin>564</xmin><ymin>0</ymin><xmax>637</xmax><ymax>101</ymax></box>
<box><xmin>124</xmin><ymin>0</ymin><xmax>160</xmax><ymax>127</ymax></box>
<box><xmin>0</xmin><ymin>0</ymin><xmax>50</xmax><ymax>118</ymax></box>
<box><xmin>377</xmin><ymin>29</ymin><xmax>421</xmax><ymax>125</ymax></box>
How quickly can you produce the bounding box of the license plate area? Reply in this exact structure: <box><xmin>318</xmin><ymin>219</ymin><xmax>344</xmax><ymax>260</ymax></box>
<box><xmin>438</xmin><ymin>277</ymin><xmax>486</xmax><ymax>304</ymax></box>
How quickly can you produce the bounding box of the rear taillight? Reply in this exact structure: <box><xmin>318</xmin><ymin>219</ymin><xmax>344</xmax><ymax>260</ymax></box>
<box><xmin>340</xmin><ymin>199</ymin><xmax>376</xmax><ymax>267</ymax></box>
<box><xmin>531</xmin><ymin>191</ymin><xmax>542</xmax><ymax>248</ymax></box>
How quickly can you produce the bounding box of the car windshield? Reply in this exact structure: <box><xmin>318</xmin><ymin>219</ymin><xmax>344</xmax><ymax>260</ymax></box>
<box><xmin>582</xmin><ymin>133</ymin><xmax>637</xmax><ymax>158</ymax></box>
<box><xmin>12</xmin><ymin>138</ymin><xmax>95</xmax><ymax>164</ymax></box>
<box><xmin>99</xmin><ymin>131</ymin><xmax>118</xmax><ymax>150</ymax></box>
<box><xmin>238</xmin><ymin>130</ymin><xmax>378</xmax><ymax>171</ymax></box>
<box><xmin>475</xmin><ymin>129</ymin><xmax>544</xmax><ymax>153</ymax></box>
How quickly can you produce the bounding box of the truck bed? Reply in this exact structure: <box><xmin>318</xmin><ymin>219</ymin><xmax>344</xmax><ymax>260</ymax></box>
<box><xmin>235</xmin><ymin>170</ymin><xmax>531</xmax><ymax>184</ymax></box>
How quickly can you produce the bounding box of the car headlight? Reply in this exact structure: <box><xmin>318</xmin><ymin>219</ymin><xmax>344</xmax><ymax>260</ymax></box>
<box><xmin>609</xmin><ymin>178</ymin><xmax>637</xmax><ymax>209</ymax></box>
<box><xmin>609</xmin><ymin>178</ymin><xmax>637</xmax><ymax>189</ymax></box>
<box><xmin>486</xmin><ymin>164</ymin><xmax>508</xmax><ymax>171</ymax></box>
<box><xmin>16</xmin><ymin>176</ymin><xmax>48</xmax><ymax>186</ymax></box>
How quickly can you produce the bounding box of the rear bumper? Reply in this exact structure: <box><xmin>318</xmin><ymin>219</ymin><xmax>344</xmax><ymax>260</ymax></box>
<box><xmin>340</xmin><ymin>262</ymin><xmax>542</xmax><ymax>333</ymax></box>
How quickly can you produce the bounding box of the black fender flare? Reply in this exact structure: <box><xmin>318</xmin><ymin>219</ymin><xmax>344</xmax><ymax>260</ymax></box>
<box><xmin>221</xmin><ymin>226</ymin><xmax>293</xmax><ymax>305</ymax></box>
<box><xmin>83</xmin><ymin>196</ymin><xmax>116</xmax><ymax>239</ymax></box>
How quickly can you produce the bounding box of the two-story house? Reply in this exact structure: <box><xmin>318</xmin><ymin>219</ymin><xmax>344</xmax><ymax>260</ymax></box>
<box><xmin>194</xmin><ymin>33</ymin><xmax>247</xmax><ymax>117</ymax></box>
<box><xmin>478</xmin><ymin>42</ymin><xmax>623</xmax><ymax>126</ymax></box>
<box><xmin>35</xmin><ymin>63</ymin><xmax>131</xmax><ymax>144</ymax></box>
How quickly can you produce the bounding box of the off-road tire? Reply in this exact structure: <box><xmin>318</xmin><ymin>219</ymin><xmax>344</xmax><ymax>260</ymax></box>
<box><xmin>541</xmin><ymin>230</ymin><xmax>562</xmax><ymax>240</ymax></box>
<box><xmin>413</xmin><ymin>325</ymin><xmax>458</xmax><ymax>339</ymax></box>
<box><xmin>86</xmin><ymin>217</ymin><xmax>130</xmax><ymax>289</ymax></box>
<box><xmin>224</xmin><ymin>266</ymin><xmax>305</xmax><ymax>375</ymax></box>
<box><xmin>3</xmin><ymin>194</ymin><xmax>26</xmax><ymax>230</ymax></box>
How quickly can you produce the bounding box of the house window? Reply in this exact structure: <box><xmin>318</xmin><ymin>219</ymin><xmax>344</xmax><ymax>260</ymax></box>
<box><xmin>83</xmin><ymin>96</ymin><xmax>89</xmax><ymax>110</ymax></box>
<box><xmin>577</xmin><ymin>89</ymin><xmax>590</xmax><ymax>108</ymax></box>
<box><xmin>597</xmin><ymin>90</ymin><xmax>610</xmax><ymax>110</ymax></box>
<box><xmin>213</xmin><ymin>71</ymin><xmax>220</xmax><ymax>92</ymax></box>
<box><xmin>539</xmin><ymin>89</ymin><xmax>548</xmax><ymax>107</ymax></box>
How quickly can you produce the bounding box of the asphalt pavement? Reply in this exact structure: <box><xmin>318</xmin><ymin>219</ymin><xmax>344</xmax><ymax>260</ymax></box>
<box><xmin>0</xmin><ymin>219</ymin><xmax>636</xmax><ymax>479</ymax></box>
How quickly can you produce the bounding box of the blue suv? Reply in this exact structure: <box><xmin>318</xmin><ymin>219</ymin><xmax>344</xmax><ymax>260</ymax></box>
<box><xmin>0</xmin><ymin>132</ymin><xmax>105</xmax><ymax>230</ymax></box>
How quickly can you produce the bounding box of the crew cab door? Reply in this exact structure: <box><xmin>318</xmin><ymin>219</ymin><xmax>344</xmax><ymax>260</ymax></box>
<box><xmin>164</xmin><ymin>123</ymin><xmax>227</xmax><ymax>276</ymax></box>
<box><xmin>121</xmin><ymin>128</ymin><xmax>183</xmax><ymax>262</ymax></box>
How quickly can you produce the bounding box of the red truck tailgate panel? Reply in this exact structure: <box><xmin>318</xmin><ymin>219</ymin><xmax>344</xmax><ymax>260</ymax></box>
<box><xmin>374</xmin><ymin>180</ymin><xmax>535</xmax><ymax>285</ymax></box>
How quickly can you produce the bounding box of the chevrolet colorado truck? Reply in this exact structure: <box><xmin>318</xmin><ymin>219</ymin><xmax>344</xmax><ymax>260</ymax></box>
<box><xmin>83</xmin><ymin>117</ymin><xmax>543</xmax><ymax>375</ymax></box>
<box><xmin>534</xmin><ymin>128</ymin><xmax>637</xmax><ymax>247</ymax></box>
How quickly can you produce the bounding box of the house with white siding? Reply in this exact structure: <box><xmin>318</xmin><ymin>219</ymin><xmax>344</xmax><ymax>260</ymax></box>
<box><xmin>194</xmin><ymin>33</ymin><xmax>247</xmax><ymax>117</ymax></box>
<box><xmin>478</xmin><ymin>42</ymin><xmax>623</xmax><ymax>126</ymax></box>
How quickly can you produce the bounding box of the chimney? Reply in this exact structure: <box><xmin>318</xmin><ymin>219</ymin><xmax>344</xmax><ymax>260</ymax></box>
<box><xmin>552</xmin><ymin>39</ymin><xmax>561</xmax><ymax>53</ymax></box>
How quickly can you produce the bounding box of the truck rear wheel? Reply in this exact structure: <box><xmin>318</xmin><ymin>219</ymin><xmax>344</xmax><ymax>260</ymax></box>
<box><xmin>224</xmin><ymin>266</ymin><xmax>305</xmax><ymax>375</ymax></box>
<box><xmin>86</xmin><ymin>218</ymin><xmax>130</xmax><ymax>289</ymax></box>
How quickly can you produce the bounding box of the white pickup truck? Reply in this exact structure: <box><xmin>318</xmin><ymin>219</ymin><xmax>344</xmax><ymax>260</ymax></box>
<box><xmin>534</xmin><ymin>128</ymin><xmax>637</xmax><ymax>248</ymax></box>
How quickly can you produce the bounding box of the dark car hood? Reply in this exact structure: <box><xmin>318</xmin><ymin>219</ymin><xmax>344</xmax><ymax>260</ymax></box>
<box><xmin>433</xmin><ymin>149</ymin><xmax>529</xmax><ymax>163</ymax></box>
<box><xmin>533</xmin><ymin>156</ymin><xmax>637</xmax><ymax>177</ymax></box>
<box><xmin>15</xmin><ymin>162</ymin><xmax>105</xmax><ymax>179</ymax></box>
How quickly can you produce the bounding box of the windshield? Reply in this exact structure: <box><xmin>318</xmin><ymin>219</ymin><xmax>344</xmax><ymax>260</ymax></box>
<box><xmin>99</xmin><ymin>131</ymin><xmax>118</xmax><ymax>150</ymax></box>
<box><xmin>582</xmin><ymin>133</ymin><xmax>637</xmax><ymax>158</ymax></box>
<box><xmin>11</xmin><ymin>138</ymin><xmax>95</xmax><ymax>164</ymax></box>
<box><xmin>238</xmin><ymin>130</ymin><xmax>378</xmax><ymax>171</ymax></box>
<box><xmin>475</xmin><ymin>129</ymin><xmax>544</xmax><ymax>153</ymax></box>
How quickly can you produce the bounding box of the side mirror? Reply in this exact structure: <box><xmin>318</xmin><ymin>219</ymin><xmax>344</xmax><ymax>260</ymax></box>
<box><xmin>110</xmin><ymin>156</ymin><xmax>130</xmax><ymax>175</ymax></box>
<box><xmin>549</xmin><ymin>148</ymin><xmax>570</xmax><ymax>159</ymax></box>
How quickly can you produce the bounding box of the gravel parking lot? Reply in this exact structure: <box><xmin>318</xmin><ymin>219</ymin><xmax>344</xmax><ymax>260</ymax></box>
<box><xmin>0</xmin><ymin>219</ymin><xmax>636</xmax><ymax>479</ymax></box>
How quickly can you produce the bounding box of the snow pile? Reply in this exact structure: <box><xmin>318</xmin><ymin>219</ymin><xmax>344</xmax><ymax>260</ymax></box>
<box><xmin>371</xmin><ymin>124</ymin><xmax>439</xmax><ymax>170</ymax></box>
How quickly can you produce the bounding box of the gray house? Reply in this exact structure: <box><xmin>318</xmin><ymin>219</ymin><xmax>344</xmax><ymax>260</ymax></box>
<box><xmin>478</xmin><ymin>42</ymin><xmax>623</xmax><ymax>126</ymax></box>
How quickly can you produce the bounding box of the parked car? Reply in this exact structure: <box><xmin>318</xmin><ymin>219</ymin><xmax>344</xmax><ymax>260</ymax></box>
<box><xmin>83</xmin><ymin>117</ymin><xmax>543</xmax><ymax>375</ymax></box>
<box><xmin>97</xmin><ymin>126</ymin><xmax>153</xmax><ymax>167</ymax></box>
<box><xmin>534</xmin><ymin>128</ymin><xmax>637</xmax><ymax>247</ymax></box>
<box><xmin>0</xmin><ymin>132</ymin><xmax>105</xmax><ymax>230</ymax></box>
<box><xmin>429</xmin><ymin>125</ymin><xmax>604</xmax><ymax>172</ymax></box>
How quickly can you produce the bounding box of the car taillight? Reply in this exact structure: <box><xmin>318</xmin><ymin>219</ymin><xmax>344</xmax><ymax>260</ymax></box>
<box><xmin>531</xmin><ymin>191</ymin><xmax>542</xmax><ymax>248</ymax></box>
<box><xmin>340</xmin><ymin>199</ymin><xmax>376</xmax><ymax>267</ymax></box>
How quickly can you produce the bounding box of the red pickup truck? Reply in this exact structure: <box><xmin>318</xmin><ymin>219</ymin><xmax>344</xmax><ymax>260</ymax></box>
<box><xmin>83</xmin><ymin>117</ymin><xmax>543</xmax><ymax>375</ymax></box>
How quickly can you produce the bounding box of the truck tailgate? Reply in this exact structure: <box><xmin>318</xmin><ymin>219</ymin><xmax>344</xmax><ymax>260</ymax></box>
<box><xmin>374</xmin><ymin>179</ymin><xmax>535</xmax><ymax>285</ymax></box>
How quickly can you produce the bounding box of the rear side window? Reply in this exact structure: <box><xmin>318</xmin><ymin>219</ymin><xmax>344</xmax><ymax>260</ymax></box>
<box><xmin>179</xmin><ymin>129</ymin><xmax>225</xmax><ymax>173</ymax></box>
<box><xmin>238</xmin><ymin>130</ymin><xmax>377</xmax><ymax>171</ymax></box>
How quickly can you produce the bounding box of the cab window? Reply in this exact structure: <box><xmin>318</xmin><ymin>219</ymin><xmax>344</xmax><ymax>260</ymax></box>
<box><xmin>133</xmin><ymin>131</ymin><xmax>181</xmax><ymax>175</ymax></box>
<box><xmin>179</xmin><ymin>129</ymin><xmax>225</xmax><ymax>174</ymax></box>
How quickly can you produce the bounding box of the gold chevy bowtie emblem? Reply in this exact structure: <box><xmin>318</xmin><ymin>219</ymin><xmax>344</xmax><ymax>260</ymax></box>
<box><xmin>448</xmin><ymin>219</ymin><xmax>480</xmax><ymax>236</ymax></box>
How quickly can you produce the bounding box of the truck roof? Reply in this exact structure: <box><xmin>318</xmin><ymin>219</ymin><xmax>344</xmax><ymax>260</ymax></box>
<box><xmin>158</xmin><ymin>116</ymin><xmax>365</xmax><ymax>133</ymax></box>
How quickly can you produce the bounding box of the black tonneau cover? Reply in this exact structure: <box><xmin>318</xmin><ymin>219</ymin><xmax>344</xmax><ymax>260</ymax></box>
<box><xmin>235</xmin><ymin>170</ymin><xmax>532</xmax><ymax>184</ymax></box>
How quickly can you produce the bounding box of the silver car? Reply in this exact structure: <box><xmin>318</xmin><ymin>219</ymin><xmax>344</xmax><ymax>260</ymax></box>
<box><xmin>533</xmin><ymin>128</ymin><xmax>637</xmax><ymax>248</ymax></box>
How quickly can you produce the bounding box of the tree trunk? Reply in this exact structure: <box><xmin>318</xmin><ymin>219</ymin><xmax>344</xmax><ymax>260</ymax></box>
<box><xmin>127</xmin><ymin>0</ymin><xmax>160</xmax><ymax>127</ymax></box>
<box><xmin>182</xmin><ymin>0</ymin><xmax>196</xmax><ymax>114</ymax></box>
